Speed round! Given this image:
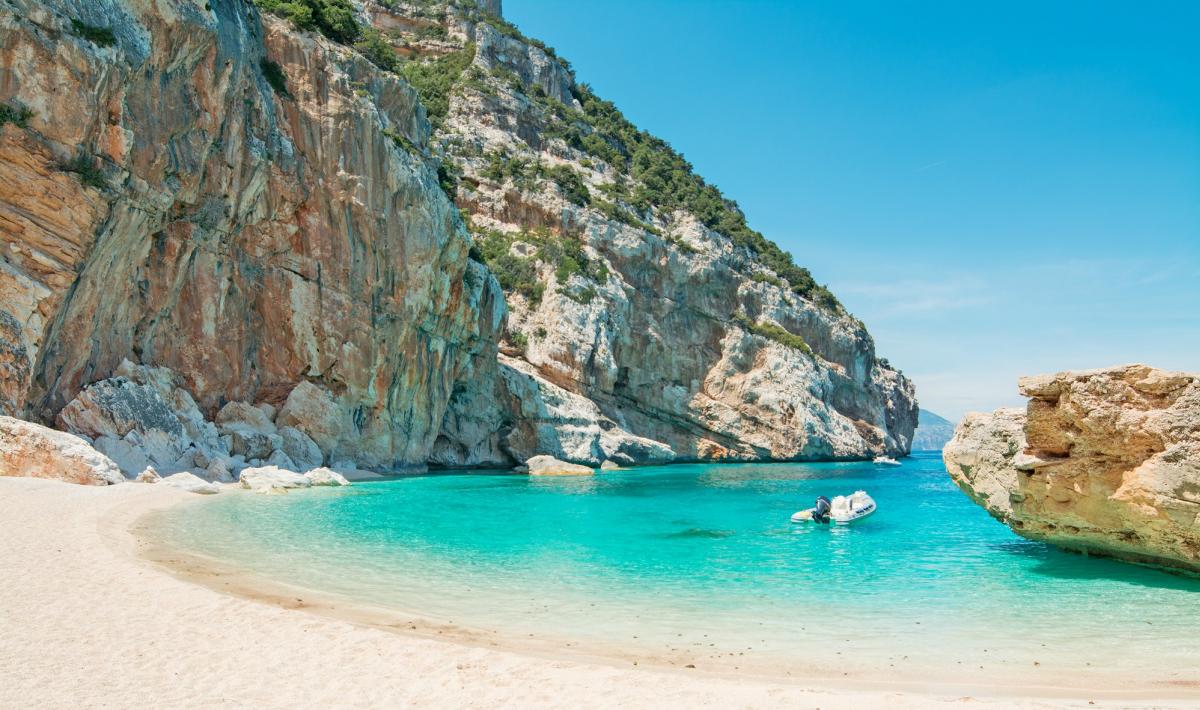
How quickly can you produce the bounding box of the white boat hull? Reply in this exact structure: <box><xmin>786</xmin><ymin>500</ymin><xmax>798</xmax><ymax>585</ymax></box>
<box><xmin>791</xmin><ymin>491</ymin><xmax>877</xmax><ymax>525</ymax></box>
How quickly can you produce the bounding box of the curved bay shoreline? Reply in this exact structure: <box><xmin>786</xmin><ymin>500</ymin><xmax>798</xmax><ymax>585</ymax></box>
<box><xmin>1</xmin><ymin>477</ymin><xmax>1196</xmax><ymax>709</ymax></box>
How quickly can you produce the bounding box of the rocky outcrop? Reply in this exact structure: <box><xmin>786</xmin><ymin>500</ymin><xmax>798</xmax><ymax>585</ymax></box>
<box><xmin>0</xmin><ymin>415</ymin><xmax>124</xmax><ymax>485</ymax></box>
<box><xmin>944</xmin><ymin>364</ymin><xmax>1200</xmax><ymax>573</ymax></box>
<box><xmin>524</xmin><ymin>455</ymin><xmax>594</xmax><ymax>477</ymax></box>
<box><xmin>0</xmin><ymin>0</ymin><xmax>501</xmax><ymax>472</ymax></box>
<box><xmin>402</xmin><ymin>2</ymin><xmax>918</xmax><ymax>465</ymax></box>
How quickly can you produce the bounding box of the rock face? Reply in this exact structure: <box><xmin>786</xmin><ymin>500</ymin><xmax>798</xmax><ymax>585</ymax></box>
<box><xmin>401</xmin><ymin>2</ymin><xmax>917</xmax><ymax>465</ymax></box>
<box><xmin>0</xmin><ymin>0</ymin><xmax>914</xmax><ymax>473</ymax></box>
<box><xmin>0</xmin><ymin>416</ymin><xmax>124</xmax><ymax>485</ymax></box>
<box><xmin>0</xmin><ymin>0</ymin><xmax>500</xmax><ymax>472</ymax></box>
<box><xmin>944</xmin><ymin>365</ymin><xmax>1200</xmax><ymax>574</ymax></box>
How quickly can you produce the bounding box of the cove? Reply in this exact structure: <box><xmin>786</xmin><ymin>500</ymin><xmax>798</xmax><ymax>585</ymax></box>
<box><xmin>148</xmin><ymin>453</ymin><xmax>1200</xmax><ymax>689</ymax></box>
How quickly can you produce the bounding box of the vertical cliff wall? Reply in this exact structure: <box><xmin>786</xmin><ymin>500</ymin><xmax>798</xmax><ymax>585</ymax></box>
<box><xmin>0</xmin><ymin>0</ymin><xmax>502</xmax><ymax>470</ymax></box>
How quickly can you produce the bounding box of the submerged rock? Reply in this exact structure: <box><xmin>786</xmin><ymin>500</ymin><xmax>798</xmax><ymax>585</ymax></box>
<box><xmin>525</xmin><ymin>455</ymin><xmax>594</xmax><ymax>476</ymax></box>
<box><xmin>0</xmin><ymin>416</ymin><xmax>124</xmax><ymax>485</ymax></box>
<box><xmin>944</xmin><ymin>364</ymin><xmax>1200</xmax><ymax>574</ymax></box>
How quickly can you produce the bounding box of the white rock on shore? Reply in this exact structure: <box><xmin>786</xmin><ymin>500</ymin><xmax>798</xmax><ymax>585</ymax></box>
<box><xmin>135</xmin><ymin>466</ymin><xmax>161</xmax><ymax>483</ymax></box>
<box><xmin>306</xmin><ymin>467</ymin><xmax>350</xmax><ymax>487</ymax></box>
<box><xmin>239</xmin><ymin>466</ymin><xmax>312</xmax><ymax>494</ymax></box>
<box><xmin>160</xmin><ymin>471</ymin><xmax>219</xmax><ymax>495</ymax></box>
<box><xmin>525</xmin><ymin>455</ymin><xmax>594</xmax><ymax>476</ymax></box>
<box><xmin>0</xmin><ymin>416</ymin><xmax>124</xmax><ymax>485</ymax></box>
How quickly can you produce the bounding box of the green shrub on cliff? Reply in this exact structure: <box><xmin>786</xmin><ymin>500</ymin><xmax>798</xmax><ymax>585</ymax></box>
<box><xmin>254</xmin><ymin>0</ymin><xmax>360</xmax><ymax>43</ymax></box>
<box><xmin>0</xmin><ymin>103</ymin><xmax>33</xmax><ymax>128</ymax></box>
<box><xmin>475</xmin><ymin>230</ymin><xmax>544</xmax><ymax>306</ymax></box>
<box><xmin>400</xmin><ymin>43</ymin><xmax>475</xmax><ymax>129</ymax></box>
<box><xmin>70</xmin><ymin>20</ymin><xmax>116</xmax><ymax>47</ymax></box>
<box><xmin>732</xmin><ymin>314</ymin><xmax>813</xmax><ymax>356</ymax></box>
<box><xmin>356</xmin><ymin>27</ymin><xmax>400</xmax><ymax>72</ymax></box>
<box><xmin>63</xmin><ymin>153</ymin><xmax>107</xmax><ymax>190</ymax></box>
<box><xmin>543</xmin><ymin>164</ymin><xmax>590</xmax><ymax>206</ymax></box>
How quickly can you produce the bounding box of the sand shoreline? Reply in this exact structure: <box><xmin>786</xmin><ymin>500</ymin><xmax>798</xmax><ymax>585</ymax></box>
<box><xmin>2</xmin><ymin>477</ymin><xmax>1196</xmax><ymax>708</ymax></box>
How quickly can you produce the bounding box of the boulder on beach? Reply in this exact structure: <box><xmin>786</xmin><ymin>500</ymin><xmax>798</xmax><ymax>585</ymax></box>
<box><xmin>160</xmin><ymin>471</ymin><xmax>219</xmax><ymax>494</ymax></box>
<box><xmin>135</xmin><ymin>466</ymin><xmax>161</xmax><ymax>483</ymax></box>
<box><xmin>600</xmin><ymin>460</ymin><xmax>621</xmax><ymax>470</ymax></box>
<box><xmin>205</xmin><ymin>458</ymin><xmax>233</xmax><ymax>483</ymax></box>
<box><xmin>524</xmin><ymin>455</ymin><xmax>594</xmax><ymax>476</ymax></box>
<box><xmin>228</xmin><ymin>429</ymin><xmax>277</xmax><ymax>461</ymax></box>
<box><xmin>0</xmin><ymin>416</ymin><xmax>124</xmax><ymax>485</ymax></box>
<box><xmin>54</xmin><ymin>362</ymin><xmax>229</xmax><ymax>477</ymax></box>
<box><xmin>239</xmin><ymin>465</ymin><xmax>312</xmax><ymax>494</ymax></box>
<box><xmin>305</xmin><ymin>467</ymin><xmax>350</xmax><ymax>487</ymax></box>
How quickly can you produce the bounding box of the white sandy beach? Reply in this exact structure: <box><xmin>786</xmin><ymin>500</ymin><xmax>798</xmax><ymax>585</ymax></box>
<box><xmin>0</xmin><ymin>477</ymin><xmax>1194</xmax><ymax>709</ymax></box>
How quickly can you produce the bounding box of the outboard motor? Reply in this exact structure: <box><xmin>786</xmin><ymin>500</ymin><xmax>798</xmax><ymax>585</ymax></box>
<box><xmin>812</xmin><ymin>495</ymin><xmax>832</xmax><ymax>524</ymax></box>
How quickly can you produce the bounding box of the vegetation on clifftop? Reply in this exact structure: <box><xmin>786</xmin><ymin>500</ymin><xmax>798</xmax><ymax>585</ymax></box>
<box><xmin>250</xmin><ymin>0</ymin><xmax>841</xmax><ymax>314</ymax></box>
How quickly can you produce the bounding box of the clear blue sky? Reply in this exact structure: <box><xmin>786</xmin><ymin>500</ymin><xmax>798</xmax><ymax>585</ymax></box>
<box><xmin>504</xmin><ymin>0</ymin><xmax>1200</xmax><ymax>422</ymax></box>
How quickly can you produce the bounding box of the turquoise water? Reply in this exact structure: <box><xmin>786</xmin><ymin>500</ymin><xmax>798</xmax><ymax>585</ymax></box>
<box><xmin>153</xmin><ymin>453</ymin><xmax>1200</xmax><ymax>685</ymax></box>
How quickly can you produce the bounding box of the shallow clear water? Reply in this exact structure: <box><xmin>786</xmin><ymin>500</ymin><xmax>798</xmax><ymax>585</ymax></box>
<box><xmin>152</xmin><ymin>453</ymin><xmax>1200</xmax><ymax>684</ymax></box>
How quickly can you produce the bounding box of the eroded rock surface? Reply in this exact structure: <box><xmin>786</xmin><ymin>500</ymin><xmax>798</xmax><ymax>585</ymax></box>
<box><xmin>944</xmin><ymin>365</ymin><xmax>1200</xmax><ymax>573</ymax></box>
<box><xmin>0</xmin><ymin>416</ymin><xmax>123</xmax><ymax>485</ymax></box>
<box><xmin>0</xmin><ymin>0</ymin><xmax>499</xmax><ymax>472</ymax></box>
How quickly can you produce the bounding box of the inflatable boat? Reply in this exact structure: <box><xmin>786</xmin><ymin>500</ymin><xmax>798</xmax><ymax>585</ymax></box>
<box><xmin>791</xmin><ymin>491</ymin><xmax>877</xmax><ymax>525</ymax></box>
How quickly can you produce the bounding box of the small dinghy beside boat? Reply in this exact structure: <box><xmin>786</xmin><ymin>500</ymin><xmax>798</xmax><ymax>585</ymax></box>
<box><xmin>791</xmin><ymin>491</ymin><xmax>877</xmax><ymax>525</ymax></box>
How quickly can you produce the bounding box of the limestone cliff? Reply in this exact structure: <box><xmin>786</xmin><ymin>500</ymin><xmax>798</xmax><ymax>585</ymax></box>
<box><xmin>0</xmin><ymin>0</ymin><xmax>501</xmax><ymax>470</ymax></box>
<box><xmin>944</xmin><ymin>365</ymin><xmax>1200</xmax><ymax>574</ymax></box>
<box><xmin>386</xmin><ymin>1</ymin><xmax>918</xmax><ymax>466</ymax></box>
<box><xmin>0</xmin><ymin>0</ymin><xmax>915</xmax><ymax>474</ymax></box>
